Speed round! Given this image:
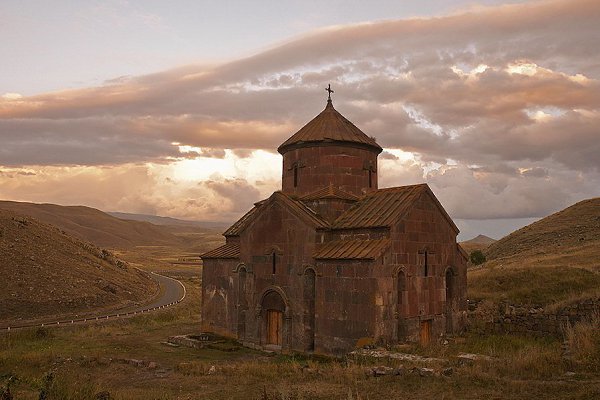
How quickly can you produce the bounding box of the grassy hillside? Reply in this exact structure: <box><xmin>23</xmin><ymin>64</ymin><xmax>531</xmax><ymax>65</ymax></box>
<box><xmin>485</xmin><ymin>198</ymin><xmax>600</xmax><ymax>265</ymax></box>
<box><xmin>469</xmin><ymin>198</ymin><xmax>600</xmax><ymax>306</ymax></box>
<box><xmin>0</xmin><ymin>210</ymin><xmax>158</xmax><ymax>323</ymax></box>
<box><xmin>0</xmin><ymin>200</ymin><xmax>225</xmax><ymax>271</ymax></box>
<box><xmin>0</xmin><ymin>201</ymin><xmax>184</xmax><ymax>249</ymax></box>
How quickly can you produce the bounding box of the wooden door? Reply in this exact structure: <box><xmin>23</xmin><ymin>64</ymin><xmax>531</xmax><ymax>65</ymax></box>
<box><xmin>420</xmin><ymin>320</ymin><xmax>431</xmax><ymax>346</ymax></box>
<box><xmin>267</xmin><ymin>310</ymin><xmax>283</xmax><ymax>346</ymax></box>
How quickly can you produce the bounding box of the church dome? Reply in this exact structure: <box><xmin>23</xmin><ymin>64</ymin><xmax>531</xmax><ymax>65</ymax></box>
<box><xmin>277</xmin><ymin>100</ymin><xmax>383</xmax><ymax>155</ymax></box>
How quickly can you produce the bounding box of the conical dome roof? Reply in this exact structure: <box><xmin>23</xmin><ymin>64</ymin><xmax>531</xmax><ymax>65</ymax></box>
<box><xmin>277</xmin><ymin>100</ymin><xmax>383</xmax><ymax>154</ymax></box>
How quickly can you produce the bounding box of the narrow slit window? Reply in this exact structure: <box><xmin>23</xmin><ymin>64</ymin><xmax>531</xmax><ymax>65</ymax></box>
<box><xmin>368</xmin><ymin>169</ymin><xmax>372</xmax><ymax>188</ymax></box>
<box><xmin>293</xmin><ymin>165</ymin><xmax>298</xmax><ymax>187</ymax></box>
<box><xmin>272</xmin><ymin>251</ymin><xmax>277</xmax><ymax>274</ymax></box>
<box><xmin>419</xmin><ymin>249</ymin><xmax>433</xmax><ymax>277</ymax></box>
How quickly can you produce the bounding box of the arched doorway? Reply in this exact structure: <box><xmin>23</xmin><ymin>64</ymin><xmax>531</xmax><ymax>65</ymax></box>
<box><xmin>237</xmin><ymin>267</ymin><xmax>247</xmax><ymax>339</ymax></box>
<box><xmin>445</xmin><ymin>268</ymin><xmax>454</xmax><ymax>334</ymax></box>
<box><xmin>303</xmin><ymin>268</ymin><xmax>316</xmax><ymax>351</ymax></box>
<box><xmin>397</xmin><ymin>270</ymin><xmax>406</xmax><ymax>341</ymax></box>
<box><xmin>261</xmin><ymin>290</ymin><xmax>286</xmax><ymax>347</ymax></box>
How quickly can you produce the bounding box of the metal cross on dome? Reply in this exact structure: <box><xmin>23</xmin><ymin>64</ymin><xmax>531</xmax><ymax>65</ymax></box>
<box><xmin>325</xmin><ymin>84</ymin><xmax>334</xmax><ymax>101</ymax></box>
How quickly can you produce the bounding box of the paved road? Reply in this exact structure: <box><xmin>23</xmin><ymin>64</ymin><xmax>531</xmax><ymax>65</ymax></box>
<box><xmin>0</xmin><ymin>271</ymin><xmax>186</xmax><ymax>331</ymax></box>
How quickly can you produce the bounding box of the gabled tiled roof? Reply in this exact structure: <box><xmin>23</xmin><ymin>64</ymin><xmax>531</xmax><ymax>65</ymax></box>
<box><xmin>314</xmin><ymin>238</ymin><xmax>390</xmax><ymax>260</ymax></box>
<box><xmin>223</xmin><ymin>207</ymin><xmax>260</xmax><ymax>236</ymax></box>
<box><xmin>331</xmin><ymin>183</ymin><xmax>459</xmax><ymax>233</ymax></box>
<box><xmin>278</xmin><ymin>100</ymin><xmax>382</xmax><ymax>154</ymax></box>
<box><xmin>224</xmin><ymin>184</ymin><xmax>458</xmax><ymax>237</ymax></box>
<box><xmin>222</xmin><ymin>191</ymin><xmax>329</xmax><ymax>238</ymax></box>
<box><xmin>200</xmin><ymin>242</ymin><xmax>240</xmax><ymax>259</ymax></box>
<box><xmin>332</xmin><ymin>184</ymin><xmax>428</xmax><ymax>229</ymax></box>
<box><xmin>272</xmin><ymin>191</ymin><xmax>329</xmax><ymax>228</ymax></box>
<box><xmin>300</xmin><ymin>184</ymin><xmax>359</xmax><ymax>202</ymax></box>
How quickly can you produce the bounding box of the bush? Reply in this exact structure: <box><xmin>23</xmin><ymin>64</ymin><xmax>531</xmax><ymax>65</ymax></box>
<box><xmin>470</xmin><ymin>250</ymin><xmax>486</xmax><ymax>265</ymax></box>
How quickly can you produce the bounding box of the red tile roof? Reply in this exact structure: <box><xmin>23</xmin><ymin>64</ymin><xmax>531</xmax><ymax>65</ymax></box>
<box><xmin>332</xmin><ymin>184</ymin><xmax>428</xmax><ymax>229</ymax></box>
<box><xmin>314</xmin><ymin>238</ymin><xmax>390</xmax><ymax>260</ymax></box>
<box><xmin>223</xmin><ymin>206</ymin><xmax>261</xmax><ymax>236</ymax></box>
<box><xmin>332</xmin><ymin>184</ymin><xmax>459</xmax><ymax>233</ymax></box>
<box><xmin>278</xmin><ymin>100</ymin><xmax>382</xmax><ymax>154</ymax></box>
<box><xmin>223</xmin><ymin>191</ymin><xmax>328</xmax><ymax>238</ymax></box>
<box><xmin>222</xmin><ymin>183</ymin><xmax>457</xmax><ymax>241</ymax></box>
<box><xmin>300</xmin><ymin>184</ymin><xmax>359</xmax><ymax>202</ymax></box>
<box><xmin>200</xmin><ymin>242</ymin><xmax>240</xmax><ymax>259</ymax></box>
<box><xmin>273</xmin><ymin>191</ymin><xmax>329</xmax><ymax>228</ymax></box>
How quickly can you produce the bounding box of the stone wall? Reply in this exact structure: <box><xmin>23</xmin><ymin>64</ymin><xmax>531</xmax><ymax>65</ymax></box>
<box><xmin>469</xmin><ymin>298</ymin><xmax>600</xmax><ymax>337</ymax></box>
<box><xmin>281</xmin><ymin>144</ymin><xmax>379</xmax><ymax>197</ymax></box>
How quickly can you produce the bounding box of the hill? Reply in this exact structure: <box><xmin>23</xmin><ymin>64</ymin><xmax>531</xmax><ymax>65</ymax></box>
<box><xmin>460</xmin><ymin>234</ymin><xmax>496</xmax><ymax>254</ymax></box>
<box><xmin>107</xmin><ymin>211</ymin><xmax>230</xmax><ymax>230</ymax></box>
<box><xmin>0</xmin><ymin>200</ymin><xmax>185</xmax><ymax>249</ymax></box>
<box><xmin>0</xmin><ymin>209</ymin><xmax>158</xmax><ymax>322</ymax></box>
<box><xmin>485</xmin><ymin>198</ymin><xmax>600</xmax><ymax>264</ymax></box>
<box><xmin>469</xmin><ymin>198</ymin><xmax>600</xmax><ymax>306</ymax></box>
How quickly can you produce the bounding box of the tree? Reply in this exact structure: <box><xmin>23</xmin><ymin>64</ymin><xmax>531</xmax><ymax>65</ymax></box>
<box><xmin>470</xmin><ymin>250</ymin><xmax>486</xmax><ymax>265</ymax></box>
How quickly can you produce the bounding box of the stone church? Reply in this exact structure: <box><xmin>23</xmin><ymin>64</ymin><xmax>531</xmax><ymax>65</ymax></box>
<box><xmin>200</xmin><ymin>91</ymin><xmax>467</xmax><ymax>355</ymax></box>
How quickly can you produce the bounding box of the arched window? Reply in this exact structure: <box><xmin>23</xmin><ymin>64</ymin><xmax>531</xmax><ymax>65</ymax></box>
<box><xmin>397</xmin><ymin>270</ymin><xmax>406</xmax><ymax>307</ymax></box>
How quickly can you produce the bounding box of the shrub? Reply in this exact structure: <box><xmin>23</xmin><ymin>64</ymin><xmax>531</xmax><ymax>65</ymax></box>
<box><xmin>470</xmin><ymin>250</ymin><xmax>486</xmax><ymax>265</ymax></box>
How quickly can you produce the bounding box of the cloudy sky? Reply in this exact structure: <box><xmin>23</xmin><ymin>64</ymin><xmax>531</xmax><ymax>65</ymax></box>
<box><xmin>1</xmin><ymin>0</ymin><xmax>599</xmax><ymax>240</ymax></box>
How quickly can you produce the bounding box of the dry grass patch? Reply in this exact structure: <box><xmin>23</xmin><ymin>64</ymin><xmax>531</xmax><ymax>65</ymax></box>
<box><xmin>468</xmin><ymin>265</ymin><xmax>600</xmax><ymax>306</ymax></box>
<box><xmin>565</xmin><ymin>313</ymin><xmax>600</xmax><ymax>372</ymax></box>
<box><xmin>2</xmin><ymin>278</ymin><xmax>600</xmax><ymax>399</ymax></box>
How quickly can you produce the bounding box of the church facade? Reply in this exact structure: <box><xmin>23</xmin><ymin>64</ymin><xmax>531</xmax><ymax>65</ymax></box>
<box><xmin>200</xmin><ymin>94</ymin><xmax>468</xmax><ymax>355</ymax></box>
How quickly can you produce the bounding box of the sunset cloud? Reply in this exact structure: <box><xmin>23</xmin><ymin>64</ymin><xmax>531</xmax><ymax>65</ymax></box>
<box><xmin>1</xmin><ymin>0</ymin><xmax>599</xmax><ymax>238</ymax></box>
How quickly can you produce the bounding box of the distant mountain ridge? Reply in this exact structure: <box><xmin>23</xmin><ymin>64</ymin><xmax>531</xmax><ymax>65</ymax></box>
<box><xmin>463</xmin><ymin>234</ymin><xmax>496</xmax><ymax>245</ymax></box>
<box><xmin>460</xmin><ymin>234</ymin><xmax>497</xmax><ymax>254</ymax></box>
<box><xmin>107</xmin><ymin>211</ymin><xmax>230</xmax><ymax>229</ymax></box>
<box><xmin>0</xmin><ymin>200</ymin><xmax>184</xmax><ymax>249</ymax></box>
